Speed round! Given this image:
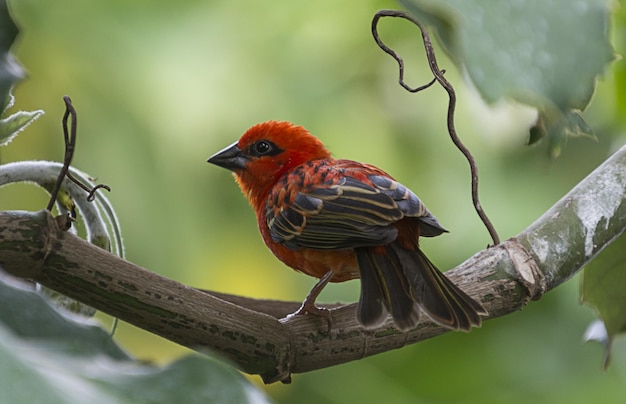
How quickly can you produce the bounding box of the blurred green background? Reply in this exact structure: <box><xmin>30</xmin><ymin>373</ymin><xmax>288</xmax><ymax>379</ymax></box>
<box><xmin>3</xmin><ymin>0</ymin><xmax>626</xmax><ymax>402</ymax></box>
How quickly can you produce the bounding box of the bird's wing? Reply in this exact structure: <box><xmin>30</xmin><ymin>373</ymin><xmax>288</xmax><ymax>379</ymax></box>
<box><xmin>266</xmin><ymin>172</ymin><xmax>445</xmax><ymax>250</ymax></box>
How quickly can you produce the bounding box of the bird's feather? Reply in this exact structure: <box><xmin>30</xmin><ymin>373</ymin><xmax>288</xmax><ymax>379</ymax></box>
<box><xmin>267</xmin><ymin>170</ymin><xmax>445</xmax><ymax>250</ymax></box>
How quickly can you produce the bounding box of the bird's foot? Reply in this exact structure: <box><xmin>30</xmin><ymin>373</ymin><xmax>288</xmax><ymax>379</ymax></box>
<box><xmin>287</xmin><ymin>300</ymin><xmax>332</xmax><ymax>332</ymax></box>
<box><xmin>284</xmin><ymin>269</ymin><xmax>335</xmax><ymax>332</ymax></box>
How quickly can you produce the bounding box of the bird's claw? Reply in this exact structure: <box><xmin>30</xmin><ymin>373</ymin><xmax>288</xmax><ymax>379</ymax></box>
<box><xmin>287</xmin><ymin>301</ymin><xmax>332</xmax><ymax>332</ymax></box>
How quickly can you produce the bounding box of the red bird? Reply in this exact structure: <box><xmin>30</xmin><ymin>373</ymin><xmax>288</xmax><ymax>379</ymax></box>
<box><xmin>208</xmin><ymin>121</ymin><xmax>485</xmax><ymax>331</ymax></box>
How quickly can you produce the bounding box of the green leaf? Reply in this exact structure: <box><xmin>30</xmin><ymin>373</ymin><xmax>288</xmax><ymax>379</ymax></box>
<box><xmin>537</xmin><ymin>109</ymin><xmax>597</xmax><ymax>158</ymax></box>
<box><xmin>0</xmin><ymin>108</ymin><xmax>44</xmax><ymax>146</ymax></box>
<box><xmin>582</xmin><ymin>234</ymin><xmax>626</xmax><ymax>368</ymax></box>
<box><xmin>0</xmin><ymin>0</ymin><xmax>43</xmax><ymax>146</ymax></box>
<box><xmin>0</xmin><ymin>0</ymin><xmax>25</xmax><ymax>110</ymax></box>
<box><xmin>0</xmin><ymin>277</ymin><xmax>127</xmax><ymax>358</ymax></box>
<box><xmin>0</xmin><ymin>276</ymin><xmax>272</xmax><ymax>404</ymax></box>
<box><xmin>399</xmin><ymin>0</ymin><xmax>614</xmax><ymax>152</ymax></box>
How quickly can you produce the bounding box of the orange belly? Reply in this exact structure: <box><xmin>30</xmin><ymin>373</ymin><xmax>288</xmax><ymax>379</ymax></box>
<box><xmin>267</xmin><ymin>241</ymin><xmax>360</xmax><ymax>282</ymax></box>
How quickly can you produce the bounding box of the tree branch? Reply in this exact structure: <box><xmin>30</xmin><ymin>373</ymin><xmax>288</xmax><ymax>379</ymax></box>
<box><xmin>1</xmin><ymin>145</ymin><xmax>626</xmax><ymax>383</ymax></box>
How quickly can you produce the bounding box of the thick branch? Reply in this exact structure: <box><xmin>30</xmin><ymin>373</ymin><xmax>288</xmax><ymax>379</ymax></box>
<box><xmin>1</xmin><ymin>145</ymin><xmax>626</xmax><ymax>383</ymax></box>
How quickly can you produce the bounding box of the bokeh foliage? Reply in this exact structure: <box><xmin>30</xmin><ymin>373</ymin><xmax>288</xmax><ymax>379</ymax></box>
<box><xmin>2</xmin><ymin>0</ymin><xmax>626</xmax><ymax>402</ymax></box>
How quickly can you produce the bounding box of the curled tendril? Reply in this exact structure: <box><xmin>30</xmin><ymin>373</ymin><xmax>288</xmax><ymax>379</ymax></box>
<box><xmin>46</xmin><ymin>96</ymin><xmax>111</xmax><ymax>216</ymax></box>
<box><xmin>371</xmin><ymin>22</ymin><xmax>445</xmax><ymax>93</ymax></box>
<box><xmin>86</xmin><ymin>183</ymin><xmax>112</xmax><ymax>202</ymax></box>
<box><xmin>372</xmin><ymin>10</ymin><xmax>500</xmax><ymax>246</ymax></box>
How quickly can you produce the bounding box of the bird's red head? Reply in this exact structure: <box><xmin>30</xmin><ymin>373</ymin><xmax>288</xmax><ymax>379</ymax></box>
<box><xmin>208</xmin><ymin>120</ymin><xmax>331</xmax><ymax>209</ymax></box>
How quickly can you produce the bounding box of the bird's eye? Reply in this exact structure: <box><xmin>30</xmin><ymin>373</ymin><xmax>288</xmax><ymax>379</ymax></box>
<box><xmin>255</xmin><ymin>141</ymin><xmax>271</xmax><ymax>154</ymax></box>
<box><xmin>250</xmin><ymin>140</ymin><xmax>282</xmax><ymax>157</ymax></box>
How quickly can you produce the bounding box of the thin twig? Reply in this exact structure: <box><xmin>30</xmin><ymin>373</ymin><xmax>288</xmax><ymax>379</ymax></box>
<box><xmin>46</xmin><ymin>96</ymin><xmax>77</xmax><ymax>213</ymax></box>
<box><xmin>370</xmin><ymin>24</ymin><xmax>444</xmax><ymax>93</ymax></box>
<box><xmin>45</xmin><ymin>96</ymin><xmax>111</xmax><ymax>215</ymax></box>
<box><xmin>66</xmin><ymin>172</ymin><xmax>111</xmax><ymax>202</ymax></box>
<box><xmin>86</xmin><ymin>183</ymin><xmax>112</xmax><ymax>202</ymax></box>
<box><xmin>372</xmin><ymin>10</ymin><xmax>500</xmax><ymax>246</ymax></box>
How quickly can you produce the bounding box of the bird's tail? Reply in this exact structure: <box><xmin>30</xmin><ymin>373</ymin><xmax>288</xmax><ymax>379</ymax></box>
<box><xmin>355</xmin><ymin>243</ymin><xmax>486</xmax><ymax>331</ymax></box>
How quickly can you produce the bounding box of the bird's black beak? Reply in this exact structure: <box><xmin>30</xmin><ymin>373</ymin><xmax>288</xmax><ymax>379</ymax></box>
<box><xmin>207</xmin><ymin>142</ymin><xmax>248</xmax><ymax>171</ymax></box>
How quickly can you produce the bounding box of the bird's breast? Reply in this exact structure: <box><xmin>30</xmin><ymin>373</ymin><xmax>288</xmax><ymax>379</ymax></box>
<box><xmin>261</xmin><ymin>224</ymin><xmax>360</xmax><ymax>282</ymax></box>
